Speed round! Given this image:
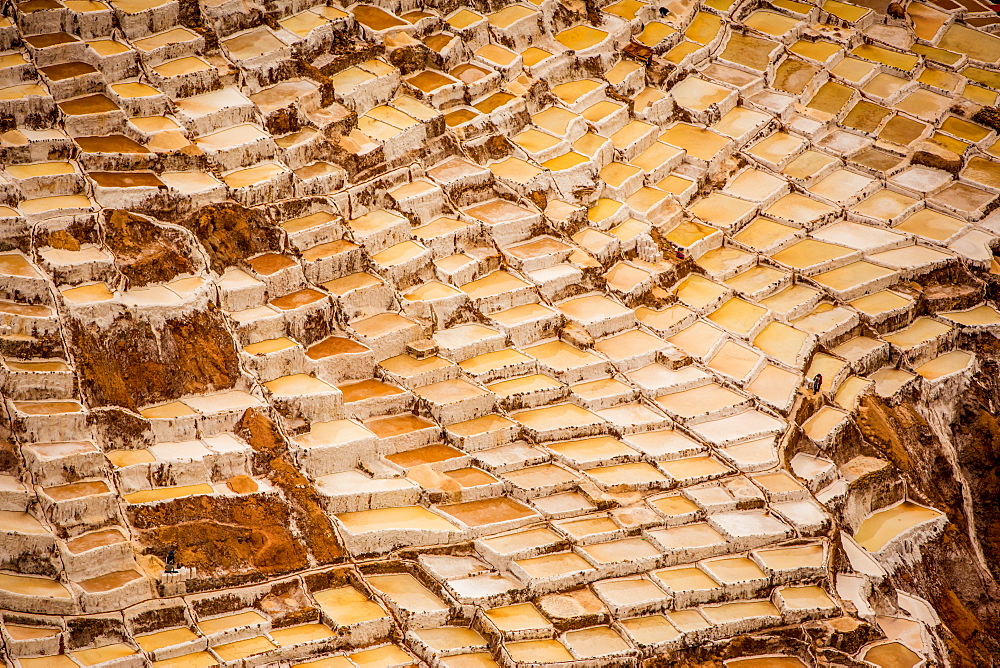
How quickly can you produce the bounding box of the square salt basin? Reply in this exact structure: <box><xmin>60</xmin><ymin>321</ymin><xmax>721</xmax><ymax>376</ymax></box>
<box><xmin>313</xmin><ymin>585</ymin><xmax>388</xmax><ymax>626</ymax></box>
<box><xmin>366</xmin><ymin>572</ymin><xmax>448</xmax><ymax>612</ymax></box>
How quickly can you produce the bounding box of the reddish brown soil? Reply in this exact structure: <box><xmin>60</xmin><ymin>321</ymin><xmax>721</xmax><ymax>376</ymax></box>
<box><xmin>103</xmin><ymin>210</ymin><xmax>195</xmax><ymax>287</ymax></box>
<box><xmin>237</xmin><ymin>408</ymin><xmax>343</xmax><ymax>565</ymax></box>
<box><xmin>227</xmin><ymin>475</ymin><xmax>258</xmax><ymax>494</ymax></box>
<box><xmin>68</xmin><ymin>305</ymin><xmax>240</xmax><ymax>410</ymax></box>
<box><xmin>856</xmin><ymin>376</ymin><xmax>1000</xmax><ymax>664</ymax></box>
<box><xmin>178</xmin><ymin>203</ymin><xmax>281</xmax><ymax>274</ymax></box>
<box><xmin>127</xmin><ymin>493</ymin><xmax>310</xmax><ymax>576</ymax></box>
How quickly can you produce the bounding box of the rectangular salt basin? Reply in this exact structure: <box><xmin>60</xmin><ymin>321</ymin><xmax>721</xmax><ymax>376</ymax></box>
<box><xmin>853</xmin><ymin>501</ymin><xmax>943</xmax><ymax>552</ymax></box>
<box><xmin>337</xmin><ymin>506</ymin><xmax>460</xmax><ymax>533</ymax></box>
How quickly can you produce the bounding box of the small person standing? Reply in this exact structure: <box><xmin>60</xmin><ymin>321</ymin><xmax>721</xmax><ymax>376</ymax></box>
<box><xmin>165</xmin><ymin>549</ymin><xmax>178</xmax><ymax>574</ymax></box>
<box><xmin>812</xmin><ymin>374</ymin><xmax>823</xmax><ymax>394</ymax></box>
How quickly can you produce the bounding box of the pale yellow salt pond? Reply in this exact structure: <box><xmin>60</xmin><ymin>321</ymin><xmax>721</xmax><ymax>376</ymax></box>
<box><xmin>264</xmin><ymin>373</ymin><xmax>335</xmax><ymax>396</ymax></box>
<box><xmin>895</xmin><ymin>209</ymin><xmax>965</xmax><ymax>242</ymax></box>
<box><xmin>772</xmin><ymin>239</ymin><xmax>854</xmax><ymax>271</ymax></box>
<box><xmin>853</xmin><ymin>501</ymin><xmax>943</xmax><ymax>552</ymax></box>
<box><xmin>480</xmin><ymin>527</ymin><xmax>562</xmax><ymax>557</ymax></box>
<box><xmin>350</xmin><ymin>644</ymin><xmax>416</xmax><ymax>667</ymax></box>
<box><xmin>708</xmin><ymin>298</ymin><xmax>767</xmax><ymax>336</ymax></box>
<box><xmin>673</xmin><ymin>274</ymin><xmax>728</xmax><ymax>309</ymax></box>
<box><xmin>487</xmin><ymin>374</ymin><xmax>559</xmax><ymax>400</ymax></box>
<box><xmin>485</xmin><ymin>602</ymin><xmax>551</xmax><ymax>633</ymax></box>
<box><xmin>834</xmin><ymin>376</ymin><xmax>873</xmax><ymax>410</ymax></box>
<box><xmin>725</xmin><ymin>265</ymin><xmax>786</xmax><ymax>298</ymax></box>
<box><xmin>313</xmin><ymin>585</ymin><xmax>387</xmax><ymax>625</ymax></box>
<box><xmin>0</xmin><ymin>571</ymin><xmax>71</xmax><ymax>597</ymax></box>
<box><xmin>547</xmin><ymin>435</ymin><xmax>637</xmax><ymax>463</ymax></box>
<box><xmin>0</xmin><ymin>52</ymin><xmax>27</xmax><ymax>70</ymax></box>
<box><xmin>649</xmin><ymin>494</ymin><xmax>700</xmax><ymax>519</ymax></box>
<box><xmin>701</xmin><ymin>556</ymin><xmax>767</xmax><ymax>585</ymax></box>
<box><xmin>243</xmin><ymin>337</ymin><xmax>297</xmax><ymax>356</ymax></box>
<box><xmin>658</xmin><ymin>456</ymin><xmax>730</xmax><ymax>482</ymax></box>
<box><xmin>153</xmin><ymin>56</ymin><xmax>212</xmax><ymax>78</ymax></box>
<box><xmin>733</xmin><ymin>217</ymin><xmax>799</xmax><ymax>252</ymax></box>
<box><xmin>657</xmin><ymin>383</ymin><xmax>746</xmax><ymax>419</ymax></box>
<box><xmin>725</xmin><ymin>656</ymin><xmax>807</xmax><ymax>667</ymax></box>
<box><xmin>685</xmin><ymin>11</ymin><xmax>722</xmax><ymax>45</ymax></box>
<box><xmin>515</xmin><ymin>551</ymin><xmax>594</xmax><ymax>579</ymax></box>
<box><xmin>619</xmin><ymin>614</ymin><xmax>682</xmax><ymax>645</ymax></box>
<box><xmin>941</xmin><ymin>304</ymin><xmax>1000</xmax><ymax>327</ymax></box>
<box><xmin>0</xmin><ymin>254</ymin><xmax>41</xmax><ymax>281</ymax></box>
<box><xmin>366</xmin><ymin>573</ymin><xmax>449</xmax><ymax>613</ymax></box>
<box><xmin>588</xmin><ymin>462</ymin><xmax>668</xmax><ymax>488</ymax></box>
<box><xmin>915</xmin><ymin>350</ymin><xmax>973</xmax><ymax>381</ymax></box>
<box><xmin>850</xmin><ymin>290</ymin><xmax>912</xmax><ymax>318</ymax></box>
<box><xmin>861</xmin><ymin>641</ymin><xmax>922</xmax><ymax>668</ymax></box>
<box><xmin>525</xmin><ymin>340</ymin><xmax>603</xmax><ymax>372</ymax></box>
<box><xmin>135</xmin><ymin>627</ymin><xmax>198</xmax><ymax>652</ymax></box>
<box><xmin>4</xmin><ymin>623</ymin><xmax>60</xmax><ymax>640</ymax></box>
<box><xmin>489</xmin><ymin>157</ymin><xmax>541</xmax><ymax>184</ymax></box>
<box><xmin>603</xmin><ymin>0</ymin><xmax>646</xmax><ymax>20</ymax></box>
<box><xmin>271</xmin><ymin>623</ymin><xmax>335</xmax><ymax>646</ymax></box>
<box><xmin>19</xmin><ymin>656</ymin><xmax>77</xmax><ymax>668</ymax></box>
<box><xmin>214</xmin><ymin>636</ymin><xmax>277</xmax><ymax>662</ymax></box>
<box><xmin>61</xmin><ymin>283</ymin><xmax>114</xmax><ymax>304</ymax></box>
<box><xmin>124</xmin><ymin>484</ymin><xmax>214</xmax><ymax>504</ymax></box>
<box><xmin>563</xmin><ymin>625</ymin><xmax>631</xmax><ymax>659</ymax></box>
<box><xmin>223</xmin><ymin>162</ymin><xmax>289</xmax><ymax>189</ymax></box>
<box><xmin>753</xmin><ymin>322</ymin><xmax>809</xmax><ymax>367</ymax></box>
<box><xmin>782</xmin><ymin>151</ymin><xmax>838</xmax><ymax>183</ymax></box>
<box><xmin>0</xmin><ymin>83</ymin><xmax>47</xmax><ymax>100</ymax></box>
<box><xmin>754</xmin><ymin>543</ymin><xmax>825</xmax><ymax>572</ymax></box>
<box><xmin>195</xmin><ymin>610</ymin><xmax>267</xmax><ymax>637</ymax></box>
<box><xmin>748</xmin><ymin>132</ymin><xmax>805</xmax><ymax>167</ymax></box>
<box><xmin>20</xmin><ymin>195</ymin><xmax>94</xmax><ymax>216</ymax></box>
<box><xmin>71</xmin><ymin>643</ymin><xmax>137</xmax><ymax>666</ymax></box>
<box><xmin>672</xmin><ymin>76</ymin><xmax>732</xmax><ymax>113</ymax></box>
<box><xmin>336</xmin><ymin>506</ymin><xmax>459</xmax><ymax>533</ymax></box>
<box><xmin>6</xmin><ymin>162</ymin><xmax>75</xmax><ymax>179</ymax></box>
<box><xmin>195</xmin><ymin>123</ymin><xmax>269</xmax><ymax>151</ymax></box>
<box><xmin>883</xmin><ymin>317</ymin><xmax>951</xmax><ymax>351</ymax></box>
<box><xmin>439</xmin><ymin>496</ymin><xmax>536</xmax><ymax>527</ymax></box>
<box><xmin>556</xmin><ymin>24</ymin><xmax>608</xmax><ymax>50</ymax></box>
<box><xmin>667</xmin><ymin>321</ymin><xmax>726</xmax><ymax>359</ymax></box>
<box><xmin>504</xmin><ymin>639</ymin><xmax>573</xmax><ymax>663</ymax></box>
<box><xmin>653</xmin><ymin>566</ymin><xmax>721</xmax><ymax>594</ymax></box>
<box><xmin>814</xmin><ymin>261</ymin><xmax>895</xmax><ymax>295</ymax></box>
<box><xmin>582</xmin><ymin>537</ymin><xmax>662</xmax><ymax>564</ymax></box>
<box><xmin>461</xmin><ymin>271</ymin><xmax>531</xmax><ymax>300</ymax></box>
<box><xmin>413</xmin><ymin>627</ymin><xmax>487</xmax><ymax>652</ymax></box>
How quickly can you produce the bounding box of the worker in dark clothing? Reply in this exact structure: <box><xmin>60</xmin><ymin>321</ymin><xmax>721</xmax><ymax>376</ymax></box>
<box><xmin>812</xmin><ymin>373</ymin><xmax>823</xmax><ymax>394</ymax></box>
<box><xmin>165</xmin><ymin>549</ymin><xmax>178</xmax><ymax>574</ymax></box>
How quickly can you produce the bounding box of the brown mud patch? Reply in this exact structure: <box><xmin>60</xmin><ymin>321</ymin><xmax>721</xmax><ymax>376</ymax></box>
<box><xmin>103</xmin><ymin>210</ymin><xmax>197</xmax><ymax>288</ymax></box>
<box><xmin>68</xmin><ymin>305</ymin><xmax>240</xmax><ymax>410</ymax></box>
<box><xmin>178</xmin><ymin>203</ymin><xmax>282</xmax><ymax>274</ymax></box>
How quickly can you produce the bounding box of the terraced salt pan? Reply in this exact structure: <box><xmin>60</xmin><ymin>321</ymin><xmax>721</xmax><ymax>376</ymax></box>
<box><xmin>337</xmin><ymin>506</ymin><xmax>460</xmax><ymax>533</ymax></box>
<box><xmin>853</xmin><ymin>501</ymin><xmax>944</xmax><ymax>553</ymax></box>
